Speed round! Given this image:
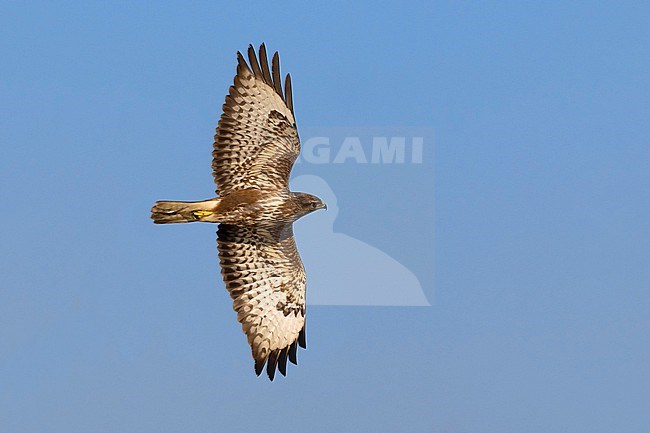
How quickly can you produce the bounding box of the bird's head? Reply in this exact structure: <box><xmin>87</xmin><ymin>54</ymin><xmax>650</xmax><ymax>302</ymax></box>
<box><xmin>291</xmin><ymin>192</ymin><xmax>327</xmax><ymax>217</ymax></box>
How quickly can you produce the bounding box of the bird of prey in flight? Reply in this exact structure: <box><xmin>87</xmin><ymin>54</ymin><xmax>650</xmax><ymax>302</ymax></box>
<box><xmin>151</xmin><ymin>44</ymin><xmax>326</xmax><ymax>380</ymax></box>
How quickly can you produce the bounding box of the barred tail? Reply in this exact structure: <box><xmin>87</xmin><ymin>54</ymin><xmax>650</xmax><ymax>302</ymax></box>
<box><xmin>150</xmin><ymin>199</ymin><xmax>221</xmax><ymax>224</ymax></box>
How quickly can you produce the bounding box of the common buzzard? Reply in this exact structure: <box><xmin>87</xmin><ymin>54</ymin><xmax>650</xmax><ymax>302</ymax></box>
<box><xmin>151</xmin><ymin>44</ymin><xmax>326</xmax><ymax>380</ymax></box>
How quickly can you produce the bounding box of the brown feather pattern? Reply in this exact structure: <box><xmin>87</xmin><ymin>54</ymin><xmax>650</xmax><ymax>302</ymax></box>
<box><xmin>217</xmin><ymin>222</ymin><xmax>306</xmax><ymax>380</ymax></box>
<box><xmin>212</xmin><ymin>44</ymin><xmax>298</xmax><ymax>196</ymax></box>
<box><xmin>153</xmin><ymin>44</ymin><xmax>318</xmax><ymax>381</ymax></box>
<box><xmin>211</xmin><ymin>45</ymin><xmax>311</xmax><ymax>380</ymax></box>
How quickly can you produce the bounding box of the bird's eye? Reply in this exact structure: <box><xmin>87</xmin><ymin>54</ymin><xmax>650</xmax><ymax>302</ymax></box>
<box><xmin>311</xmin><ymin>202</ymin><xmax>319</xmax><ymax>208</ymax></box>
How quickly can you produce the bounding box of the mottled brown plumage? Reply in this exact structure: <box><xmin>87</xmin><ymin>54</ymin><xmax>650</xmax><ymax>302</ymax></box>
<box><xmin>151</xmin><ymin>44</ymin><xmax>325</xmax><ymax>380</ymax></box>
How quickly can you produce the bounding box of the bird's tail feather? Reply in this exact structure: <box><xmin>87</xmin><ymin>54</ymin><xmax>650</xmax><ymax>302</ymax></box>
<box><xmin>150</xmin><ymin>199</ymin><xmax>221</xmax><ymax>224</ymax></box>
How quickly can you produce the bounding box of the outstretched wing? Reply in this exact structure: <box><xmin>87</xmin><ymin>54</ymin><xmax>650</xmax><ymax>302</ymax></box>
<box><xmin>217</xmin><ymin>223</ymin><xmax>307</xmax><ymax>380</ymax></box>
<box><xmin>212</xmin><ymin>44</ymin><xmax>299</xmax><ymax>196</ymax></box>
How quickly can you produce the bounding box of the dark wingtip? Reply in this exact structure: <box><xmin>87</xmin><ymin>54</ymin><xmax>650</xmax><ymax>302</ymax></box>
<box><xmin>254</xmin><ymin>338</ymin><xmax>304</xmax><ymax>380</ymax></box>
<box><xmin>266</xmin><ymin>349</ymin><xmax>279</xmax><ymax>381</ymax></box>
<box><xmin>278</xmin><ymin>347</ymin><xmax>288</xmax><ymax>376</ymax></box>
<box><xmin>288</xmin><ymin>340</ymin><xmax>298</xmax><ymax>365</ymax></box>
<box><xmin>247</xmin><ymin>44</ymin><xmax>262</xmax><ymax>78</ymax></box>
<box><xmin>236</xmin><ymin>51</ymin><xmax>250</xmax><ymax>75</ymax></box>
<box><xmin>271</xmin><ymin>51</ymin><xmax>283</xmax><ymax>97</ymax></box>
<box><xmin>284</xmin><ymin>73</ymin><xmax>294</xmax><ymax>114</ymax></box>
<box><xmin>298</xmin><ymin>327</ymin><xmax>306</xmax><ymax>349</ymax></box>
<box><xmin>237</xmin><ymin>43</ymin><xmax>293</xmax><ymax>113</ymax></box>
<box><xmin>258</xmin><ymin>43</ymin><xmax>273</xmax><ymax>86</ymax></box>
<box><xmin>254</xmin><ymin>358</ymin><xmax>265</xmax><ymax>376</ymax></box>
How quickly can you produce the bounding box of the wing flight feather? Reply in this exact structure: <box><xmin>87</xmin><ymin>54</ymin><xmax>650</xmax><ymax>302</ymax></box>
<box><xmin>217</xmin><ymin>223</ymin><xmax>306</xmax><ymax>380</ymax></box>
<box><xmin>212</xmin><ymin>44</ymin><xmax>299</xmax><ymax>196</ymax></box>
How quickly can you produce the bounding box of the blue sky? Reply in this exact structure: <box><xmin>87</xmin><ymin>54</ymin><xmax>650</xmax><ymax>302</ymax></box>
<box><xmin>1</xmin><ymin>1</ymin><xmax>649</xmax><ymax>432</ymax></box>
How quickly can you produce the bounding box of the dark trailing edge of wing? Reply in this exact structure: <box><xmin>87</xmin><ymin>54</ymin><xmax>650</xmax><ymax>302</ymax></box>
<box><xmin>254</xmin><ymin>324</ymin><xmax>306</xmax><ymax>381</ymax></box>
<box><xmin>236</xmin><ymin>43</ymin><xmax>295</xmax><ymax>115</ymax></box>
